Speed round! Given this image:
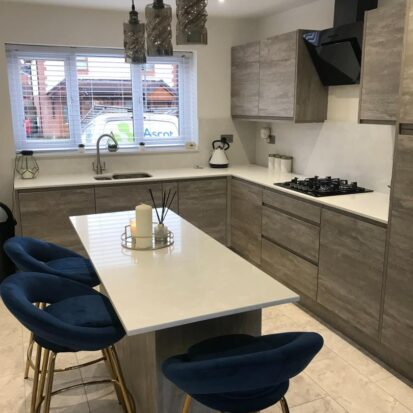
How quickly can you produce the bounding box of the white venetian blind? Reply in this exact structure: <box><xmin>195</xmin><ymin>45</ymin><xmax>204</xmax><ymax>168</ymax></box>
<box><xmin>6</xmin><ymin>45</ymin><xmax>197</xmax><ymax>151</ymax></box>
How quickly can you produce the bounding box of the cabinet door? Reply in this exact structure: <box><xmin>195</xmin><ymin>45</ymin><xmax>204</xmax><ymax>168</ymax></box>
<box><xmin>359</xmin><ymin>1</ymin><xmax>406</xmax><ymax>123</ymax></box>
<box><xmin>259</xmin><ymin>31</ymin><xmax>297</xmax><ymax>119</ymax></box>
<box><xmin>95</xmin><ymin>183</ymin><xmax>162</xmax><ymax>213</ymax></box>
<box><xmin>400</xmin><ymin>0</ymin><xmax>413</xmax><ymax>124</ymax></box>
<box><xmin>318</xmin><ymin>209</ymin><xmax>386</xmax><ymax>338</ymax></box>
<box><xmin>230</xmin><ymin>179</ymin><xmax>262</xmax><ymax>264</ymax></box>
<box><xmin>179</xmin><ymin>179</ymin><xmax>227</xmax><ymax>243</ymax></box>
<box><xmin>18</xmin><ymin>187</ymin><xmax>95</xmax><ymax>255</ymax></box>
<box><xmin>381</xmin><ymin>134</ymin><xmax>413</xmax><ymax>360</ymax></box>
<box><xmin>231</xmin><ymin>42</ymin><xmax>260</xmax><ymax>117</ymax></box>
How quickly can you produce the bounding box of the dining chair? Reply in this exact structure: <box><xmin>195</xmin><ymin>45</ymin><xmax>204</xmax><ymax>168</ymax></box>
<box><xmin>162</xmin><ymin>332</ymin><xmax>324</xmax><ymax>413</ymax></box>
<box><xmin>3</xmin><ymin>236</ymin><xmax>100</xmax><ymax>379</ymax></box>
<box><xmin>0</xmin><ymin>272</ymin><xmax>134</xmax><ymax>413</ymax></box>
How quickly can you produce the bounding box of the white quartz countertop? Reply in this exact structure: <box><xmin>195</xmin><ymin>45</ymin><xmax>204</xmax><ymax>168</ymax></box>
<box><xmin>15</xmin><ymin>164</ymin><xmax>390</xmax><ymax>224</ymax></box>
<box><xmin>70</xmin><ymin>210</ymin><xmax>299</xmax><ymax>335</ymax></box>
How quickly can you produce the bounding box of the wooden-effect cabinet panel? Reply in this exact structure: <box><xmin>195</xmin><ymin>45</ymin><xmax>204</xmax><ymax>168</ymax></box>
<box><xmin>179</xmin><ymin>178</ymin><xmax>227</xmax><ymax>243</ymax></box>
<box><xmin>95</xmin><ymin>183</ymin><xmax>162</xmax><ymax>213</ymax></box>
<box><xmin>400</xmin><ymin>0</ymin><xmax>413</xmax><ymax>124</ymax></box>
<box><xmin>18</xmin><ymin>187</ymin><xmax>95</xmax><ymax>255</ymax></box>
<box><xmin>318</xmin><ymin>209</ymin><xmax>386</xmax><ymax>338</ymax></box>
<box><xmin>259</xmin><ymin>32</ymin><xmax>297</xmax><ymax>118</ymax></box>
<box><xmin>230</xmin><ymin>179</ymin><xmax>262</xmax><ymax>264</ymax></box>
<box><xmin>262</xmin><ymin>206</ymin><xmax>320</xmax><ymax>264</ymax></box>
<box><xmin>263</xmin><ymin>189</ymin><xmax>321</xmax><ymax>224</ymax></box>
<box><xmin>359</xmin><ymin>0</ymin><xmax>406</xmax><ymax>124</ymax></box>
<box><xmin>381</xmin><ymin>134</ymin><xmax>413</xmax><ymax>360</ymax></box>
<box><xmin>231</xmin><ymin>42</ymin><xmax>260</xmax><ymax>117</ymax></box>
<box><xmin>262</xmin><ymin>238</ymin><xmax>318</xmax><ymax>300</ymax></box>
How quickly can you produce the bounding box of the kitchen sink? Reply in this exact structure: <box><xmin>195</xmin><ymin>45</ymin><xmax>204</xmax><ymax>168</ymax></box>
<box><xmin>94</xmin><ymin>172</ymin><xmax>152</xmax><ymax>181</ymax></box>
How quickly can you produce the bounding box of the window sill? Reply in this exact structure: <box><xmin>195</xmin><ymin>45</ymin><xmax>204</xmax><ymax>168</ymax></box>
<box><xmin>26</xmin><ymin>146</ymin><xmax>199</xmax><ymax>159</ymax></box>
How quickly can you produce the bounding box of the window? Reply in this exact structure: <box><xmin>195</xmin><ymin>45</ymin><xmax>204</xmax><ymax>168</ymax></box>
<box><xmin>6</xmin><ymin>45</ymin><xmax>197</xmax><ymax>151</ymax></box>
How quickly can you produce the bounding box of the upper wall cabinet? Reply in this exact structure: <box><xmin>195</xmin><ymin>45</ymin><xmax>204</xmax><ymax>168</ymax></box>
<box><xmin>400</xmin><ymin>0</ymin><xmax>413</xmax><ymax>125</ymax></box>
<box><xmin>358</xmin><ymin>0</ymin><xmax>406</xmax><ymax>124</ymax></box>
<box><xmin>231</xmin><ymin>30</ymin><xmax>328</xmax><ymax>123</ymax></box>
<box><xmin>231</xmin><ymin>42</ymin><xmax>260</xmax><ymax>117</ymax></box>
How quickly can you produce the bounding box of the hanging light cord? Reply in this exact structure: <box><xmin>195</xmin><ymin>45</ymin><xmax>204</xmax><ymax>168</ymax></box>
<box><xmin>131</xmin><ymin>0</ymin><xmax>135</xmax><ymax>11</ymax></box>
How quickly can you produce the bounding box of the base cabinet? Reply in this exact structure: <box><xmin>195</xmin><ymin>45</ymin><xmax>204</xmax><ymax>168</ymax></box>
<box><xmin>230</xmin><ymin>179</ymin><xmax>262</xmax><ymax>264</ymax></box>
<box><xmin>318</xmin><ymin>209</ymin><xmax>386</xmax><ymax>338</ymax></box>
<box><xmin>178</xmin><ymin>178</ymin><xmax>227</xmax><ymax>244</ymax></box>
<box><xmin>18</xmin><ymin>187</ymin><xmax>96</xmax><ymax>255</ymax></box>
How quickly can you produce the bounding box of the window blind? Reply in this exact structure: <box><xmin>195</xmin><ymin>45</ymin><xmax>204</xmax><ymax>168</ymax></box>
<box><xmin>6</xmin><ymin>45</ymin><xmax>197</xmax><ymax>151</ymax></box>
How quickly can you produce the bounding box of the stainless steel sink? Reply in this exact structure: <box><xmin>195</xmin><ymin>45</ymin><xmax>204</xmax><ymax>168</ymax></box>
<box><xmin>112</xmin><ymin>173</ymin><xmax>152</xmax><ymax>180</ymax></box>
<box><xmin>94</xmin><ymin>172</ymin><xmax>152</xmax><ymax>181</ymax></box>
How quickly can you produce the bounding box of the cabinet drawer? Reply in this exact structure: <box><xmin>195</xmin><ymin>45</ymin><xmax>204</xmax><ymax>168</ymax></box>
<box><xmin>262</xmin><ymin>206</ymin><xmax>320</xmax><ymax>263</ymax></box>
<box><xmin>261</xmin><ymin>238</ymin><xmax>317</xmax><ymax>300</ymax></box>
<box><xmin>263</xmin><ymin>189</ymin><xmax>321</xmax><ymax>224</ymax></box>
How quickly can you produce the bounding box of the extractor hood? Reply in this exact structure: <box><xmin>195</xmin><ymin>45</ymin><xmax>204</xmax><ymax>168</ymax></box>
<box><xmin>303</xmin><ymin>0</ymin><xmax>378</xmax><ymax>86</ymax></box>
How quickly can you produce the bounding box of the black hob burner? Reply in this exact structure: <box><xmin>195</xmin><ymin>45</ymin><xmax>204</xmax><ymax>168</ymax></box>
<box><xmin>275</xmin><ymin>176</ymin><xmax>373</xmax><ymax>197</ymax></box>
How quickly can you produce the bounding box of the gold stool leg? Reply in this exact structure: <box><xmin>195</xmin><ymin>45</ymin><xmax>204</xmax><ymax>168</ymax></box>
<box><xmin>25</xmin><ymin>332</ymin><xmax>35</xmax><ymax>379</ymax></box>
<box><xmin>182</xmin><ymin>395</ymin><xmax>192</xmax><ymax>413</ymax></box>
<box><xmin>35</xmin><ymin>349</ymin><xmax>50</xmax><ymax>412</ymax></box>
<box><xmin>30</xmin><ymin>344</ymin><xmax>42</xmax><ymax>413</ymax></box>
<box><xmin>43</xmin><ymin>352</ymin><xmax>57</xmax><ymax>413</ymax></box>
<box><xmin>280</xmin><ymin>397</ymin><xmax>290</xmax><ymax>413</ymax></box>
<box><xmin>102</xmin><ymin>348</ymin><xmax>124</xmax><ymax>406</ymax></box>
<box><xmin>107</xmin><ymin>346</ymin><xmax>134</xmax><ymax>413</ymax></box>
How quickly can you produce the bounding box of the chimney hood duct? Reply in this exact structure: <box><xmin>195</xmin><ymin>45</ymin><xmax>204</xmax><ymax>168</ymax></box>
<box><xmin>303</xmin><ymin>0</ymin><xmax>378</xmax><ymax>86</ymax></box>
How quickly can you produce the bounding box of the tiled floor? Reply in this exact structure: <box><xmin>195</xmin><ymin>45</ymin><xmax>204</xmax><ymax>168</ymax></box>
<box><xmin>0</xmin><ymin>300</ymin><xmax>411</xmax><ymax>413</ymax></box>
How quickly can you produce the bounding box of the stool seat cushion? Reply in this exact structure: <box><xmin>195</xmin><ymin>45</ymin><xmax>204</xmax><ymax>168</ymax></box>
<box><xmin>4</xmin><ymin>237</ymin><xmax>99</xmax><ymax>287</ymax></box>
<box><xmin>0</xmin><ymin>272</ymin><xmax>125</xmax><ymax>353</ymax></box>
<box><xmin>162</xmin><ymin>332</ymin><xmax>324</xmax><ymax>413</ymax></box>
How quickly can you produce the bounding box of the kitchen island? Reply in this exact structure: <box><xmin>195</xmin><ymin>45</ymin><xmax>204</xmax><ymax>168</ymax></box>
<box><xmin>70</xmin><ymin>209</ymin><xmax>299</xmax><ymax>413</ymax></box>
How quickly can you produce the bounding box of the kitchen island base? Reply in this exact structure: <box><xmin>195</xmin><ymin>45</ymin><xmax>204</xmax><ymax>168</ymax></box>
<box><xmin>115</xmin><ymin>310</ymin><xmax>262</xmax><ymax>413</ymax></box>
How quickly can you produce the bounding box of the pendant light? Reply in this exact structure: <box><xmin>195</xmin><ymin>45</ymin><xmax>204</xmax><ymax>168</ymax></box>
<box><xmin>176</xmin><ymin>0</ymin><xmax>208</xmax><ymax>45</ymax></box>
<box><xmin>146</xmin><ymin>0</ymin><xmax>173</xmax><ymax>56</ymax></box>
<box><xmin>124</xmin><ymin>0</ymin><xmax>147</xmax><ymax>64</ymax></box>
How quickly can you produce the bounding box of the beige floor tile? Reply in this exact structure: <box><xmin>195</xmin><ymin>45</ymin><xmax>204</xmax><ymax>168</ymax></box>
<box><xmin>306</xmin><ymin>352</ymin><xmax>403</xmax><ymax>413</ymax></box>
<box><xmin>85</xmin><ymin>382</ymin><xmax>123</xmax><ymax>413</ymax></box>
<box><xmin>321</xmin><ymin>329</ymin><xmax>392</xmax><ymax>382</ymax></box>
<box><xmin>262</xmin><ymin>402</ymin><xmax>283</xmax><ymax>412</ymax></box>
<box><xmin>291</xmin><ymin>396</ymin><xmax>346</xmax><ymax>413</ymax></box>
<box><xmin>376</xmin><ymin>376</ymin><xmax>413</xmax><ymax>411</ymax></box>
<box><xmin>263</xmin><ymin>305</ymin><xmax>288</xmax><ymax>320</ymax></box>
<box><xmin>0</xmin><ymin>373</ymin><xmax>26</xmax><ymax>413</ymax></box>
<box><xmin>285</xmin><ymin>373</ymin><xmax>327</xmax><ymax>408</ymax></box>
<box><xmin>0</xmin><ymin>342</ymin><xmax>25</xmax><ymax>378</ymax></box>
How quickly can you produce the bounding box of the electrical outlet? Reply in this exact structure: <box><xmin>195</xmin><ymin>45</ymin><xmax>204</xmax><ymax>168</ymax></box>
<box><xmin>221</xmin><ymin>134</ymin><xmax>233</xmax><ymax>143</ymax></box>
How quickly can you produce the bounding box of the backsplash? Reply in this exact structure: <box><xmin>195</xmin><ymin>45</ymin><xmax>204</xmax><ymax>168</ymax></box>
<box><xmin>255</xmin><ymin>120</ymin><xmax>395</xmax><ymax>193</ymax></box>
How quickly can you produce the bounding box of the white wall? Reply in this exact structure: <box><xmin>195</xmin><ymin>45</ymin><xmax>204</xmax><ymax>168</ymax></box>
<box><xmin>255</xmin><ymin>0</ymin><xmax>395</xmax><ymax>193</ymax></box>
<box><xmin>0</xmin><ymin>2</ymin><xmax>259</xmax><ymax>206</ymax></box>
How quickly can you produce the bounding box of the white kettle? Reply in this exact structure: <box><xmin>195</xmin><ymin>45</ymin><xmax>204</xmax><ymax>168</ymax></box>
<box><xmin>209</xmin><ymin>138</ymin><xmax>230</xmax><ymax>168</ymax></box>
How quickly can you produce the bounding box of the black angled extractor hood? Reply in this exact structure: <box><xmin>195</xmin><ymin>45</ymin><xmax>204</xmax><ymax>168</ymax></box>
<box><xmin>303</xmin><ymin>0</ymin><xmax>378</xmax><ymax>86</ymax></box>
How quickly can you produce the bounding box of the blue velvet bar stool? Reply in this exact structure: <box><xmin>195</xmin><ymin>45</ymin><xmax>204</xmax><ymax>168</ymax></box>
<box><xmin>162</xmin><ymin>332</ymin><xmax>324</xmax><ymax>413</ymax></box>
<box><xmin>0</xmin><ymin>272</ymin><xmax>134</xmax><ymax>413</ymax></box>
<box><xmin>3</xmin><ymin>236</ymin><xmax>100</xmax><ymax>379</ymax></box>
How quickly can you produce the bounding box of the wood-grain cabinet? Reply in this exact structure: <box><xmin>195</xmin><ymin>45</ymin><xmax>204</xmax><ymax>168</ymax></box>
<box><xmin>359</xmin><ymin>0</ymin><xmax>406</xmax><ymax>124</ymax></box>
<box><xmin>381</xmin><ymin>134</ymin><xmax>413</xmax><ymax>361</ymax></box>
<box><xmin>231</xmin><ymin>42</ymin><xmax>260</xmax><ymax>117</ymax></box>
<box><xmin>231</xmin><ymin>30</ymin><xmax>328</xmax><ymax>123</ymax></box>
<box><xmin>230</xmin><ymin>178</ymin><xmax>262</xmax><ymax>264</ymax></box>
<box><xmin>178</xmin><ymin>178</ymin><xmax>228</xmax><ymax>244</ymax></box>
<box><xmin>260</xmin><ymin>189</ymin><xmax>321</xmax><ymax>300</ymax></box>
<box><xmin>318</xmin><ymin>209</ymin><xmax>387</xmax><ymax>338</ymax></box>
<box><xmin>18</xmin><ymin>187</ymin><xmax>96</xmax><ymax>255</ymax></box>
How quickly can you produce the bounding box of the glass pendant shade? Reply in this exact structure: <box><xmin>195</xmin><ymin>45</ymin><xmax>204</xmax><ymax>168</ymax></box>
<box><xmin>124</xmin><ymin>2</ymin><xmax>147</xmax><ymax>64</ymax></box>
<box><xmin>146</xmin><ymin>0</ymin><xmax>173</xmax><ymax>56</ymax></box>
<box><xmin>176</xmin><ymin>0</ymin><xmax>208</xmax><ymax>45</ymax></box>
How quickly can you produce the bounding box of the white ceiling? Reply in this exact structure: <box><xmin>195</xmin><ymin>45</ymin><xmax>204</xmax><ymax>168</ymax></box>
<box><xmin>1</xmin><ymin>0</ymin><xmax>319</xmax><ymax>18</ymax></box>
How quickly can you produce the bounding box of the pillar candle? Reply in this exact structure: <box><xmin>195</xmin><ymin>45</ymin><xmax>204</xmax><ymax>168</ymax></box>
<box><xmin>135</xmin><ymin>204</ymin><xmax>153</xmax><ymax>248</ymax></box>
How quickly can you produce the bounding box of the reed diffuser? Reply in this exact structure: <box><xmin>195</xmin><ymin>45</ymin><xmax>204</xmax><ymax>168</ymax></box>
<box><xmin>149</xmin><ymin>188</ymin><xmax>176</xmax><ymax>243</ymax></box>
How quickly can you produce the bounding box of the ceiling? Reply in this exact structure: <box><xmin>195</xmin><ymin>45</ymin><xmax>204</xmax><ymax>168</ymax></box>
<box><xmin>1</xmin><ymin>0</ymin><xmax>319</xmax><ymax>18</ymax></box>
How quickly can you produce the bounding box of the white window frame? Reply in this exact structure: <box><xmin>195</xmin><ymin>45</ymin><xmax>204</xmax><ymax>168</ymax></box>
<box><xmin>6</xmin><ymin>45</ymin><xmax>198</xmax><ymax>152</ymax></box>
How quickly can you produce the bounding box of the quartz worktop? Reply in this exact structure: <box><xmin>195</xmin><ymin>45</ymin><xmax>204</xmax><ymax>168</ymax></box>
<box><xmin>14</xmin><ymin>164</ymin><xmax>390</xmax><ymax>224</ymax></box>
